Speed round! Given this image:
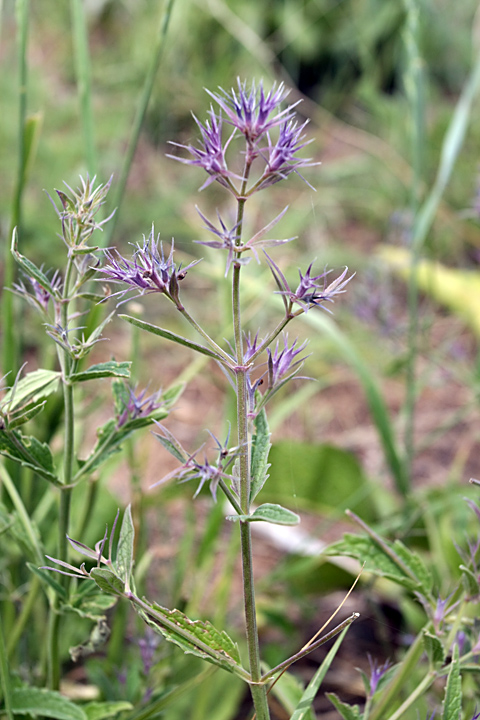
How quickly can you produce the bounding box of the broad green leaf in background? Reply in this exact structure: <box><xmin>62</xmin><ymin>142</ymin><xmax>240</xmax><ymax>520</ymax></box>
<box><xmin>10</xmin><ymin>687</ymin><xmax>86</xmax><ymax>720</ymax></box>
<box><xmin>2</xmin><ymin>368</ymin><xmax>60</xmax><ymax>409</ymax></box>
<box><xmin>263</xmin><ymin>441</ymin><xmax>377</xmax><ymax>521</ymax></box>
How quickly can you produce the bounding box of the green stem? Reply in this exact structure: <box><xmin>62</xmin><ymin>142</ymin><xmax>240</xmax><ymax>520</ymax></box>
<box><xmin>231</xmin><ymin>184</ymin><xmax>270</xmax><ymax>718</ymax></box>
<box><xmin>70</xmin><ymin>0</ymin><xmax>96</xmax><ymax>176</ymax></box>
<box><xmin>385</xmin><ymin>671</ymin><xmax>435</xmax><ymax>720</ymax></box>
<box><xmin>0</xmin><ymin>613</ymin><xmax>14</xmax><ymax>720</ymax></box>
<box><xmin>48</xmin><ymin>256</ymin><xmax>76</xmax><ymax>690</ymax></box>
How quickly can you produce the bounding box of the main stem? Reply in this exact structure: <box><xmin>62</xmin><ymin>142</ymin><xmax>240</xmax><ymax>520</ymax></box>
<box><xmin>48</xmin><ymin>256</ymin><xmax>76</xmax><ymax>689</ymax></box>
<box><xmin>232</xmin><ymin>191</ymin><xmax>270</xmax><ymax>720</ymax></box>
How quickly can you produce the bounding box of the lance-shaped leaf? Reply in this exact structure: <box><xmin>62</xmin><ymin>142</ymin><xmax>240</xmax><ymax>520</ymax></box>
<box><xmin>11</xmin><ymin>230</ymin><xmax>61</xmax><ymax>298</ymax></box>
<box><xmin>119</xmin><ymin>315</ymin><xmax>225</xmax><ymax>361</ymax></box>
<box><xmin>423</xmin><ymin>630</ymin><xmax>446</xmax><ymax>668</ymax></box>
<box><xmin>3</xmin><ymin>368</ymin><xmax>61</xmax><ymax>409</ymax></box>
<box><xmin>90</xmin><ymin>567</ymin><xmax>126</xmax><ymax>597</ymax></box>
<box><xmin>83</xmin><ymin>702</ymin><xmax>133</xmax><ymax>720</ymax></box>
<box><xmin>0</xmin><ymin>430</ymin><xmax>58</xmax><ymax>483</ymax></box>
<box><xmin>249</xmin><ymin>406</ymin><xmax>271</xmax><ymax>503</ymax></box>
<box><xmin>135</xmin><ymin>600</ymin><xmax>246</xmax><ymax>678</ymax></box>
<box><xmin>326</xmin><ymin>694</ymin><xmax>361</xmax><ymax>720</ymax></box>
<box><xmin>229</xmin><ymin>503</ymin><xmax>300</xmax><ymax>526</ymax></box>
<box><xmin>68</xmin><ymin>361</ymin><xmax>131</xmax><ymax>383</ymax></box>
<box><xmin>442</xmin><ymin>644</ymin><xmax>461</xmax><ymax>720</ymax></box>
<box><xmin>325</xmin><ymin>532</ymin><xmax>433</xmax><ymax>595</ymax></box>
<box><xmin>115</xmin><ymin>505</ymin><xmax>134</xmax><ymax>589</ymax></box>
<box><xmin>459</xmin><ymin>564</ymin><xmax>480</xmax><ymax>598</ymax></box>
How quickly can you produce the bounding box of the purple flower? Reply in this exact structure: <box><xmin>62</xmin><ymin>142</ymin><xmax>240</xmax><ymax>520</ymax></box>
<box><xmin>195</xmin><ymin>207</ymin><xmax>244</xmax><ymax>275</ymax></box>
<box><xmin>116</xmin><ymin>386</ymin><xmax>164</xmax><ymax>428</ymax></box>
<box><xmin>12</xmin><ymin>271</ymin><xmax>62</xmax><ymax>315</ymax></box>
<box><xmin>367</xmin><ymin>654</ymin><xmax>392</xmax><ymax>697</ymax></box>
<box><xmin>168</xmin><ymin>109</ymin><xmax>240</xmax><ymax>191</ymax></box>
<box><xmin>99</xmin><ymin>226</ymin><xmax>199</xmax><ymax>304</ymax></box>
<box><xmin>267</xmin><ymin>336</ymin><xmax>308</xmax><ymax>389</ymax></box>
<box><xmin>265</xmin><ymin>253</ymin><xmax>353</xmax><ymax>314</ymax></box>
<box><xmin>256</xmin><ymin>119</ymin><xmax>316</xmax><ymax>190</ymax></box>
<box><xmin>206</xmin><ymin>79</ymin><xmax>299</xmax><ymax>144</ymax></box>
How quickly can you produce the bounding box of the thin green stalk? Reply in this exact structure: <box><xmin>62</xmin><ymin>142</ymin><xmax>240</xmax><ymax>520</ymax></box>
<box><xmin>385</xmin><ymin>670</ymin><xmax>435</xmax><ymax>720</ymax></box>
<box><xmin>370</xmin><ymin>632</ymin><xmax>424</xmax><ymax>720</ymax></box>
<box><xmin>6</xmin><ymin>575</ymin><xmax>41</xmax><ymax>659</ymax></box>
<box><xmin>0</xmin><ymin>614</ymin><xmax>14</xmax><ymax>720</ymax></box>
<box><xmin>3</xmin><ymin>0</ymin><xmax>29</xmax><ymax>378</ymax></box>
<box><xmin>403</xmin><ymin>0</ymin><xmax>425</xmax><ymax>489</ymax></box>
<box><xmin>48</xmin><ymin>256</ymin><xmax>76</xmax><ymax>690</ymax></box>
<box><xmin>104</xmin><ymin>0</ymin><xmax>177</xmax><ymax>246</ymax></box>
<box><xmin>70</xmin><ymin>0</ymin><xmax>96</xmax><ymax>176</ymax></box>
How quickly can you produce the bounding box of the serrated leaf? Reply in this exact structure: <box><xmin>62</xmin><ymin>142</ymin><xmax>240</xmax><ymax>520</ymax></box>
<box><xmin>459</xmin><ymin>564</ymin><xmax>480</xmax><ymax>598</ymax></box>
<box><xmin>115</xmin><ymin>505</ymin><xmax>134</xmax><ymax>588</ymax></box>
<box><xmin>325</xmin><ymin>533</ymin><xmax>433</xmax><ymax>594</ymax></box>
<box><xmin>0</xmin><ymin>430</ymin><xmax>58</xmax><ymax>483</ymax></box>
<box><xmin>11</xmin><ymin>686</ymin><xmax>87</xmax><ymax>720</ymax></box>
<box><xmin>11</xmin><ymin>230</ymin><xmax>60</xmax><ymax>297</ymax></box>
<box><xmin>90</xmin><ymin>567</ymin><xmax>125</xmax><ymax>596</ymax></box>
<box><xmin>423</xmin><ymin>631</ymin><xmax>446</xmax><ymax>668</ymax></box>
<box><xmin>84</xmin><ymin>702</ymin><xmax>133</xmax><ymax>720</ymax></box>
<box><xmin>250</xmin><ymin>407</ymin><xmax>271</xmax><ymax>502</ymax></box>
<box><xmin>137</xmin><ymin>602</ymin><xmax>243</xmax><ymax>675</ymax></box>
<box><xmin>119</xmin><ymin>315</ymin><xmax>224</xmax><ymax>360</ymax></box>
<box><xmin>326</xmin><ymin>693</ymin><xmax>361</xmax><ymax>720</ymax></box>
<box><xmin>442</xmin><ymin>645</ymin><xmax>462</xmax><ymax>720</ymax></box>
<box><xmin>247</xmin><ymin>503</ymin><xmax>300</xmax><ymax>526</ymax></box>
<box><xmin>68</xmin><ymin>361</ymin><xmax>131</xmax><ymax>383</ymax></box>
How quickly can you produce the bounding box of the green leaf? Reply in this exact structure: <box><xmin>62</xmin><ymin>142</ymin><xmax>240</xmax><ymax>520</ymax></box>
<box><xmin>28</xmin><ymin>565</ymin><xmax>68</xmax><ymax>601</ymax></box>
<box><xmin>3</xmin><ymin>368</ymin><xmax>61</xmax><ymax>410</ymax></box>
<box><xmin>325</xmin><ymin>533</ymin><xmax>433</xmax><ymax>594</ymax></box>
<box><xmin>90</xmin><ymin>567</ymin><xmax>125</xmax><ymax>597</ymax></box>
<box><xmin>7</xmin><ymin>400</ymin><xmax>48</xmax><ymax>429</ymax></box>
<box><xmin>442</xmin><ymin>645</ymin><xmax>462</xmax><ymax>720</ymax></box>
<box><xmin>11</xmin><ymin>230</ymin><xmax>60</xmax><ymax>298</ymax></box>
<box><xmin>137</xmin><ymin>601</ymin><xmax>244</xmax><ymax>676</ymax></box>
<box><xmin>119</xmin><ymin>315</ymin><xmax>224</xmax><ymax>361</ymax></box>
<box><xmin>115</xmin><ymin>505</ymin><xmax>134</xmax><ymax>588</ymax></box>
<box><xmin>68</xmin><ymin>361</ymin><xmax>131</xmax><ymax>383</ymax></box>
<box><xmin>423</xmin><ymin>631</ymin><xmax>446</xmax><ymax>668</ymax></box>
<box><xmin>242</xmin><ymin>503</ymin><xmax>300</xmax><ymax>526</ymax></box>
<box><xmin>84</xmin><ymin>702</ymin><xmax>133</xmax><ymax>720</ymax></box>
<box><xmin>326</xmin><ymin>693</ymin><xmax>361</xmax><ymax>720</ymax></box>
<box><xmin>0</xmin><ymin>430</ymin><xmax>58</xmax><ymax>483</ymax></box>
<box><xmin>459</xmin><ymin>564</ymin><xmax>480</xmax><ymax>598</ymax></box>
<box><xmin>11</xmin><ymin>687</ymin><xmax>87</xmax><ymax>720</ymax></box>
<box><xmin>250</xmin><ymin>407</ymin><xmax>271</xmax><ymax>503</ymax></box>
<box><xmin>290</xmin><ymin>625</ymin><xmax>350</xmax><ymax>720</ymax></box>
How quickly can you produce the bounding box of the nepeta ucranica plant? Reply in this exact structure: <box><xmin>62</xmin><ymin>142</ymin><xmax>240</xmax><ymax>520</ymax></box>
<box><xmin>42</xmin><ymin>80</ymin><xmax>355</xmax><ymax>719</ymax></box>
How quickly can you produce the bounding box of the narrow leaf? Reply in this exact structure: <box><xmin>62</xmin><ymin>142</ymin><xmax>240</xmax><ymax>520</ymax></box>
<box><xmin>119</xmin><ymin>315</ymin><xmax>223</xmax><ymax>360</ymax></box>
<box><xmin>68</xmin><ymin>361</ymin><xmax>131</xmax><ymax>383</ymax></box>
<box><xmin>84</xmin><ymin>702</ymin><xmax>133</xmax><ymax>720</ymax></box>
<box><xmin>28</xmin><ymin>565</ymin><xmax>68</xmax><ymax>601</ymax></box>
<box><xmin>11</xmin><ymin>687</ymin><xmax>87</xmax><ymax>720</ymax></box>
<box><xmin>459</xmin><ymin>564</ymin><xmax>480</xmax><ymax>598</ymax></box>
<box><xmin>115</xmin><ymin>505</ymin><xmax>134</xmax><ymax>588</ymax></box>
<box><xmin>90</xmin><ymin>567</ymin><xmax>125</xmax><ymax>597</ymax></box>
<box><xmin>3</xmin><ymin>368</ymin><xmax>60</xmax><ymax>410</ymax></box>
<box><xmin>11</xmin><ymin>230</ymin><xmax>60</xmax><ymax>297</ymax></box>
<box><xmin>250</xmin><ymin>406</ymin><xmax>271</xmax><ymax>502</ymax></box>
<box><xmin>248</xmin><ymin>503</ymin><xmax>300</xmax><ymax>526</ymax></box>
<box><xmin>326</xmin><ymin>693</ymin><xmax>361</xmax><ymax>720</ymax></box>
<box><xmin>290</xmin><ymin>625</ymin><xmax>350</xmax><ymax>720</ymax></box>
<box><xmin>442</xmin><ymin>645</ymin><xmax>462</xmax><ymax>720</ymax></box>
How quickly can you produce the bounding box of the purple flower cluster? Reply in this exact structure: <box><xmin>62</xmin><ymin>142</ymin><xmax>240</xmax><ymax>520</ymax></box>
<box><xmin>116</xmin><ymin>385</ymin><xmax>164</xmax><ymax>428</ymax></box>
<box><xmin>99</xmin><ymin>225</ymin><xmax>199</xmax><ymax>305</ymax></box>
<box><xmin>169</xmin><ymin>78</ymin><xmax>315</xmax><ymax>196</ymax></box>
